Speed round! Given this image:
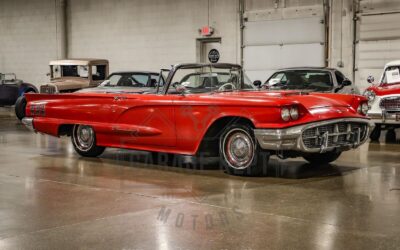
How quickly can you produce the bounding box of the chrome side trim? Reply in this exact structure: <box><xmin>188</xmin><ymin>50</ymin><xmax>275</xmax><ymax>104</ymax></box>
<box><xmin>22</xmin><ymin>117</ymin><xmax>35</xmax><ymax>132</ymax></box>
<box><xmin>254</xmin><ymin>118</ymin><xmax>375</xmax><ymax>153</ymax></box>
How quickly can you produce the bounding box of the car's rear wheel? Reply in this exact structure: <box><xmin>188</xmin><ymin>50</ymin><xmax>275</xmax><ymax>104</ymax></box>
<box><xmin>219</xmin><ymin>123</ymin><xmax>269</xmax><ymax>176</ymax></box>
<box><xmin>15</xmin><ymin>94</ymin><xmax>30</xmax><ymax>121</ymax></box>
<box><xmin>302</xmin><ymin>151</ymin><xmax>342</xmax><ymax>165</ymax></box>
<box><xmin>15</xmin><ymin>91</ymin><xmax>36</xmax><ymax>120</ymax></box>
<box><xmin>71</xmin><ymin>124</ymin><xmax>105</xmax><ymax>157</ymax></box>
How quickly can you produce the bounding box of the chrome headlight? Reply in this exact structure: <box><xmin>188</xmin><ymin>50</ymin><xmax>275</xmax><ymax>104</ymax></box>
<box><xmin>281</xmin><ymin>107</ymin><xmax>290</xmax><ymax>121</ymax></box>
<box><xmin>357</xmin><ymin>102</ymin><xmax>369</xmax><ymax>115</ymax></box>
<box><xmin>289</xmin><ymin>106</ymin><xmax>299</xmax><ymax>120</ymax></box>
<box><xmin>363</xmin><ymin>90</ymin><xmax>376</xmax><ymax>103</ymax></box>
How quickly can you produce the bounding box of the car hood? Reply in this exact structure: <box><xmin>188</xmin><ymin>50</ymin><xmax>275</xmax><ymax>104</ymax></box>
<box><xmin>77</xmin><ymin>86</ymin><xmax>153</xmax><ymax>94</ymax></box>
<box><xmin>43</xmin><ymin>78</ymin><xmax>90</xmax><ymax>90</ymax></box>
<box><xmin>204</xmin><ymin>91</ymin><xmax>358</xmax><ymax>109</ymax></box>
<box><xmin>367</xmin><ymin>82</ymin><xmax>400</xmax><ymax>96</ymax></box>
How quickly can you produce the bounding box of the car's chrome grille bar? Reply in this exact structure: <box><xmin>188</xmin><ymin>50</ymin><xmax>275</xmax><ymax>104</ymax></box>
<box><xmin>380</xmin><ymin>96</ymin><xmax>400</xmax><ymax>111</ymax></box>
<box><xmin>40</xmin><ymin>85</ymin><xmax>56</xmax><ymax>94</ymax></box>
<box><xmin>302</xmin><ymin>122</ymin><xmax>368</xmax><ymax>150</ymax></box>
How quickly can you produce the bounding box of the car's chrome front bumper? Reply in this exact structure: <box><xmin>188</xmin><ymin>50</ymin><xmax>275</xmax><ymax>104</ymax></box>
<box><xmin>368</xmin><ymin>111</ymin><xmax>400</xmax><ymax>125</ymax></box>
<box><xmin>22</xmin><ymin>117</ymin><xmax>35</xmax><ymax>132</ymax></box>
<box><xmin>254</xmin><ymin>118</ymin><xmax>375</xmax><ymax>153</ymax></box>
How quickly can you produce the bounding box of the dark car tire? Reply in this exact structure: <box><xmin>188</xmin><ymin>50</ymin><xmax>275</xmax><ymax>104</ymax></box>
<box><xmin>302</xmin><ymin>151</ymin><xmax>342</xmax><ymax>165</ymax></box>
<box><xmin>71</xmin><ymin>124</ymin><xmax>105</xmax><ymax>157</ymax></box>
<box><xmin>385</xmin><ymin>129</ymin><xmax>397</xmax><ymax>143</ymax></box>
<box><xmin>15</xmin><ymin>95</ymin><xmax>27</xmax><ymax>121</ymax></box>
<box><xmin>219</xmin><ymin>123</ymin><xmax>269</xmax><ymax>176</ymax></box>
<box><xmin>369</xmin><ymin>125</ymin><xmax>381</xmax><ymax>141</ymax></box>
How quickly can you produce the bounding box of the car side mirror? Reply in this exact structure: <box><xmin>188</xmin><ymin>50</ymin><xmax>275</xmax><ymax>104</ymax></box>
<box><xmin>253</xmin><ymin>80</ymin><xmax>262</xmax><ymax>87</ymax></box>
<box><xmin>342</xmin><ymin>79</ymin><xmax>352</xmax><ymax>86</ymax></box>
<box><xmin>367</xmin><ymin>76</ymin><xmax>375</xmax><ymax>84</ymax></box>
<box><xmin>173</xmin><ymin>82</ymin><xmax>186</xmax><ymax>95</ymax></box>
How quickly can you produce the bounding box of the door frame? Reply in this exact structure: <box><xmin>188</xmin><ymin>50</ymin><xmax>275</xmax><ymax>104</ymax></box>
<box><xmin>196</xmin><ymin>37</ymin><xmax>222</xmax><ymax>63</ymax></box>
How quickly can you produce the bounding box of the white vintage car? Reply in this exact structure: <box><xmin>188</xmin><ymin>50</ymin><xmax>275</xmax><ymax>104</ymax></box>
<box><xmin>364</xmin><ymin>60</ymin><xmax>400</xmax><ymax>141</ymax></box>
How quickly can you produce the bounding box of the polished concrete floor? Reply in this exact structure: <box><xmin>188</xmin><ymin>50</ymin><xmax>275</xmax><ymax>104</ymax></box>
<box><xmin>0</xmin><ymin>107</ymin><xmax>400</xmax><ymax>250</ymax></box>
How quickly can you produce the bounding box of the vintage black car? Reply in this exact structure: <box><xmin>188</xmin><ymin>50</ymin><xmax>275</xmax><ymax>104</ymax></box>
<box><xmin>0</xmin><ymin>73</ymin><xmax>37</xmax><ymax>106</ymax></box>
<box><xmin>259</xmin><ymin>67</ymin><xmax>357</xmax><ymax>94</ymax></box>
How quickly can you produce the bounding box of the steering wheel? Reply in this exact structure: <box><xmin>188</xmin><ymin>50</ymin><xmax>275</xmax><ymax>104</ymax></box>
<box><xmin>218</xmin><ymin>82</ymin><xmax>236</xmax><ymax>91</ymax></box>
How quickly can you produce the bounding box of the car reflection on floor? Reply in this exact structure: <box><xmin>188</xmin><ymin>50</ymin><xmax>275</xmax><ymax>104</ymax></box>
<box><xmin>1</xmin><ymin>107</ymin><xmax>400</xmax><ymax>249</ymax></box>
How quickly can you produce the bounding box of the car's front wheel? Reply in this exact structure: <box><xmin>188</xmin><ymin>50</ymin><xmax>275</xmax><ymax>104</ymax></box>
<box><xmin>370</xmin><ymin>125</ymin><xmax>381</xmax><ymax>141</ymax></box>
<box><xmin>302</xmin><ymin>151</ymin><xmax>342</xmax><ymax>165</ymax></box>
<box><xmin>71</xmin><ymin>124</ymin><xmax>105</xmax><ymax>157</ymax></box>
<box><xmin>219</xmin><ymin>123</ymin><xmax>269</xmax><ymax>176</ymax></box>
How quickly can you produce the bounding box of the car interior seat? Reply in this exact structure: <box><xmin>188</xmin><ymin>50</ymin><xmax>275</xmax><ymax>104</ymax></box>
<box><xmin>202</xmin><ymin>77</ymin><xmax>219</xmax><ymax>88</ymax></box>
<box><xmin>149</xmin><ymin>78</ymin><xmax>157</xmax><ymax>88</ymax></box>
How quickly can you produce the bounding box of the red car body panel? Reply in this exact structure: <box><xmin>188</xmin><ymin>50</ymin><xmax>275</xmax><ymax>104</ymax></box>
<box><xmin>25</xmin><ymin>91</ymin><xmax>368</xmax><ymax>155</ymax></box>
<box><xmin>366</xmin><ymin>82</ymin><xmax>400</xmax><ymax>96</ymax></box>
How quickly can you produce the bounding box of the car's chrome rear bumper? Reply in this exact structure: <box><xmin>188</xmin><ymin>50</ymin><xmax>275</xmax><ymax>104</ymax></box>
<box><xmin>254</xmin><ymin>118</ymin><xmax>375</xmax><ymax>153</ymax></box>
<box><xmin>22</xmin><ymin>117</ymin><xmax>35</xmax><ymax>132</ymax></box>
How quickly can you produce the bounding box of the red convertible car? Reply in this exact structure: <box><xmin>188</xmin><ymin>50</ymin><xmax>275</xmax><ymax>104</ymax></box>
<box><xmin>22</xmin><ymin>63</ymin><xmax>373</xmax><ymax>176</ymax></box>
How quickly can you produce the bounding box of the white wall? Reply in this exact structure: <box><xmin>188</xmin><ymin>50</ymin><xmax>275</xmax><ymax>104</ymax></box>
<box><xmin>67</xmin><ymin>0</ymin><xmax>240</xmax><ymax>74</ymax></box>
<box><xmin>0</xmin><ymin>0</ymin><xmax>58</xmax><ymax>85</ymax></box>
<box><xmin>328</xmin><ymin>0</ymin><xmax>354</xmax><ymax>83</ymax></box>
<box><xmin>0</xmin><ymin>0</ymin><xmax>239</xmax><ymax>86</ymax></box>
<box><xmin>0</xmin><ymin>0</ymin><xmax>398</xmax><ymax>90</ymax></box>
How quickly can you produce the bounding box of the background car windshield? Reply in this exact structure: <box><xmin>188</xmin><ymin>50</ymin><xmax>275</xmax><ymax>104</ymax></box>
<box><xmin>51</xmin><ymin>65</ymin><xmax>89</xmax><ymax>79</ymax></box>
<box><xmin>382</xmin><ymin>66</ymin><xmax>400</xmax><ymax>84</ymax></box>
<box><xmin>0</xmin><ymin>73</ymin><xmax>17</xmax><ymax>84</ymax></box>
<box><xmin>265</xmin><ymin>70</ymin><xmax>333</xmax><ymax>91</ymax></box>
<box><xmin>168</xmin><ymin>66</ymin><xmax>254</xmax><ymax>94</ymax></box>
<box><xmin>104</xmin><ymin>73</ymin><xmax>159</xmax><ymax>87</ymax></box>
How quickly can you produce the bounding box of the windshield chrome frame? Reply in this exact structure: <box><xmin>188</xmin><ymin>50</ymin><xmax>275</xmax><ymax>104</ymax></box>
<box><xmin>162</xmin><ymin>63</ymin><xmax>246</xmax><ymax>95</ymax></box>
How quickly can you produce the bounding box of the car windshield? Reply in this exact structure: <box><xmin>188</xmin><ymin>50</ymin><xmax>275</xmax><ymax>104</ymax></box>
<box><xmin>51</xmin><ymin>65</ymin><xmax>90</xmax><ymax>79</ymax></box>
<box><xmin>101</xmin><ymin>73</ymin><xmax>160</xmax><ymax>88</ymax></box>
<box><xmin>0</xmin><ymin>73</ymin><xmax>17</xmax><ymax>84</ymax></box>
<box><xmin>167</xmin><ymin>65</ymin><xmax>255</xmax><ymax>94</ymax></box>
<box><xmin>382</xmin><ymin>66</ymin><xmax>400</xmax><ymax>85</ymax></box>
<box><xmin>265</xmin><ymin>70</ymin><xmax>333</xmax><ymax>91</ymax></box>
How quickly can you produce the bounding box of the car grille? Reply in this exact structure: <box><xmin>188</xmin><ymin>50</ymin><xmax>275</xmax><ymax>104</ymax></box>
<box><xmin>380</xmin><ymin>96</ymin><xmax>400</xmax><ymax>111</ymax></box>
<box><xmin>302</xmin><ymin>122</ymin><xmax>368</xmax><ymax>150</ymax></box>
<box><xmin>40</xmin><ymin>85</ymin><xmax>56</xmax><ymax>94</ymax></box>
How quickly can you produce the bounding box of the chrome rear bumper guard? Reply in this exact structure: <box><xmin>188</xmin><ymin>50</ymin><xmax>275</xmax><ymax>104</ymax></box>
<box><xmin>254</xmin><ymin>118</ymin><xmax>375</xmax><ymax>153</ymax></box>
<box><xmin>22</xmin><ymin>117</ymin><xmax>35</xmax><ymax>132</ymax></box>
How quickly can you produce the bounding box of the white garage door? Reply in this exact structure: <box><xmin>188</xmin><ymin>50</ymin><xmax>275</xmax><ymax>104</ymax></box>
<box><xmin>355</xmin><ymin>12</ymin><xmax>400</xmax><ymax>92</ymax></box>
<box><xmin>243</xmin><ymin>8</ymin><xmax>325</xmax><ymax>82</ymax></box>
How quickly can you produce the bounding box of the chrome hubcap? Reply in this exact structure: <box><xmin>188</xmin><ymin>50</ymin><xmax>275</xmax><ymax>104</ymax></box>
<box><xmin>223</xmin><ymin>129</ymin><xmax>254</xmax><ymax>169</ymax></box>
<box><xmin>74</xmin><ymin>125</ymin><xmax>94</xmax><ymax>151</ymax></box>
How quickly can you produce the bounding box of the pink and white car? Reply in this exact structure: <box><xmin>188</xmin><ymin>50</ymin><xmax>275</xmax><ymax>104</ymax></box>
<box><xmin>364</xmin><ymin>60</ymin><xmax>400</xmax><ymax>141</ymax></box>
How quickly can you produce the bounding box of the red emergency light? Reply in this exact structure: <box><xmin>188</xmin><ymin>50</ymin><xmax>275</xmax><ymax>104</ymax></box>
<box><xmin>200</xmin><ymin>26</ymin><xmax>214</xmax><ymax>36</ymax></box>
